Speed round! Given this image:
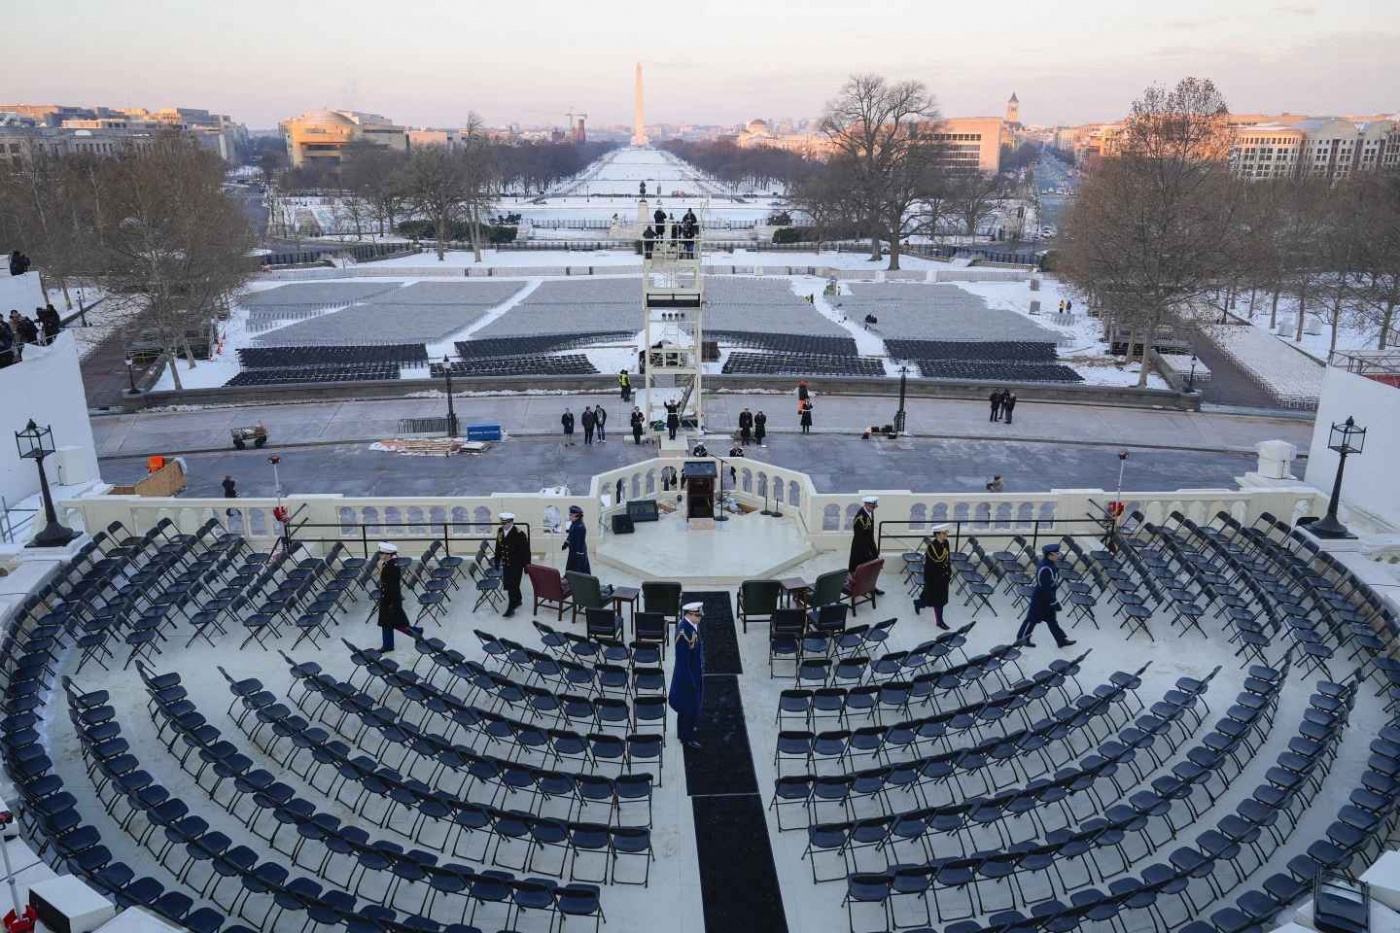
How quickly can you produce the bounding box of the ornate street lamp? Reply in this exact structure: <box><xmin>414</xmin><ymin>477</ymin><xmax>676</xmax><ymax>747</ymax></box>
<box><xmin>124</xmin><ymin>355</ymin><xmax>139</xmax><ymax>395</ymax></box>
<box><xmin>1309</xmin><ymin>417</ymin><xmax>1365</xmax><ymax>539</ymax></box>
<box><xmin>14</xmin><ymin>420</ymin><xmax>79</xmax><ymax>547</ymax></box>
<box><xmin>894</xmin><ymin>365</ymin><xmax>909</xmax><ymax>434</ymax></box>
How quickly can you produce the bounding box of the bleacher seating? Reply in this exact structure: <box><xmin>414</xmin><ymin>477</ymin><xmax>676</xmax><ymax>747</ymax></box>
<box><xmin>708</xmin><ymin>331</ymin><xmax>860</xmax><ymax>356</ymax></box>
<box><xmin>237</xmin><ymin>344</ymin><xmax>429</xmax><ymax>370</ymax></box>
<box><xmin>224</xmin><ymin>363</ymin><xmax>401</xmax><ymax>387</ymax></box>
<box><xmin>722</xmin><ymin>352</ymin><xmax>885</xmax><ymax>377</ymax></box>
<box><xmin>886</xmin><ymin>339</ymin><xmax>1058</xmax><ymax>364</ymax></box>
<box><xmin>432</xmin><ymin>354</ymin><xmax>599</xmax><ymax>378</ymax></box>
<box><xmin>455</xmin><ymin>333</ymin><xmax>634</xmax><ymax>360</ymax></box>
<box><xmin>912</xmin><ymin>360</ymin><xmax>1084</xmax><ymax>383</ymax></box>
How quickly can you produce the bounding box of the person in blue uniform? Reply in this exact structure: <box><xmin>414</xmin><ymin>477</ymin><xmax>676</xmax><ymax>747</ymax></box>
<box><xmin>494</xmin><ymin>513</ymin><xmax>531</xmax><ymax>618</ymax></box>
<box><xmin>562</xmin><ymin>505</ymin><xmax>590</xmax><ymax>575</ymax></box>
<box><xmin>668</xmin><ymin>601</ymin><xmax>705</xmax><ymax>748</ymax></box>
<box><xmin>1015</xmin><ymin>543</ymin><xmax>1077</xmax><ymax>649</ymax></box>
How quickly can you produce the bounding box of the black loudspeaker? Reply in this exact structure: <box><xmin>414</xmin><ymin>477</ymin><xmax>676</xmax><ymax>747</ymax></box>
<box><xmin>611</xmin><ymin>513</ymin><xmax>635</xmax><ymax>534</ymax></box>
<box><xmin>627</xmin><ymin>499</ymin><xmax>660</xmax><ymax>523</ymax></box>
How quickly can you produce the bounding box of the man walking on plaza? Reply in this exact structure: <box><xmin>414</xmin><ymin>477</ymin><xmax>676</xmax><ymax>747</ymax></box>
<box><xmin>989</xmin><ymin>389</ymin><xmax>1003</xmax><ymax>422</ymax></box>
<box><xmin>1015</xmin><ymin>543</ymin><xmax>1077</xmax><ymax>649</ymax></box>
<box><xmin>669</xmin><ymin>601</ymin><xmax>706</xmax><ymax>749</ymax></box>
<box><xmin>581</xmin><ymin>406</ymin><xmax>596</xmax><ymax>445</ymax></box>
<box><xmin>561</xmin><ymin>408</ymin><xmax>575</xmax><ymax>446</ymax></box>
<box><xmin>494</xmin><ymin>512</ymin><xmax>531</xmax><ymax>618</ymax></box>
<box><xmin>1003</xmin><ymin>391</ymin><xmax>1018</xmax><ymax>425</ymax></box>
<box><xmin>594</xmin><ymin>404</ymin><xmax>607</xmax><ymax>442</ymax></box>
<box><xmin>376</xmin><ymin>543</ymin><xmax>417</xmax><ymax>652</ymax></box>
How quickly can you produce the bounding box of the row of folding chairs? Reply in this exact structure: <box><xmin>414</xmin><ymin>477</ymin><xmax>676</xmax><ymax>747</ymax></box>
<box><xmin>769</xmin><ymin>614</ymin><xmax>904</xmax><ymax>677</ymax></box>
<box><xmin>531</xmin><ymin>619</ymin><xmax>669</xmax><ymax>663</ymax></box>
<box><xmin>445</xmin><ymin>642</ymin><xmax>666</xmax><ymax>708</ymax></box>
<box><xmin>278</xmin><ymin>657</ymin><xmax>664</xmax><ymax>809</ymax></box>
<box><xmin>79</xmin><ymin>679</ymin><xmax>610</xmax><ymax>931</ymax></box>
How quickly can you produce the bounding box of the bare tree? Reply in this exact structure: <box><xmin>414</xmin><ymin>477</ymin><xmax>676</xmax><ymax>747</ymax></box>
<box><xmin>948</xmin><ymin>172</ymin><xmax>1004</xmax><ymax>238</ymax></box>
<box><xmin>1353</xmin><ymin>173</ymin><xmax>1400</xmax><ymax>350</ymax></box>
<box><xmin>1058</xmin><ymin>77</ymin><xmax>1240</xmax><ymax>386</ymax></box>
<box><xmin>341</xmin><ymin>140</ymin><xmax>408</xmax><ymax>237</ymax></box>
<box><xmin>789</xmin><ymin>154</ymin><xmax>865</xmax><ymax>251</ymax></box>
<box><xmin>402</xmin><ymin>144</ymin><xmax>471</xmax><ymax>262</ymax></box>
<box><xmin>820</xmin><ymin>74</ymin><xmax>941</xmax><ymax>270</ymax></box>
<box><xmin>458</xmin><ymin>114</ymin><xmax>499</xmax><ymax>263</ymax></box>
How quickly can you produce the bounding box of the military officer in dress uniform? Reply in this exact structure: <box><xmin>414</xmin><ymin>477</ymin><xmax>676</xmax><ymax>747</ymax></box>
<box><xmin>912</xmin><ymin>524</ymin><xmax>952</xmax><ymax>630</ymax></box>
<box><xmin>494</xmin><ymin>513</ymin><xmax>531</xmax><ymax>617</ymax></box>
<box><xmin>563</xmin><ymin>505</ymin><xmax>590</xmax><ymax>576</ymax></box>
<box><xmin>1015</xmin><ymin>543</ymin><xmax>1077</xmax><ymax>649</ymax></box>
<box><xmin>849</xmin><ymin>495</ymin><xmax>884</xmax><ymax>594</ymax></box>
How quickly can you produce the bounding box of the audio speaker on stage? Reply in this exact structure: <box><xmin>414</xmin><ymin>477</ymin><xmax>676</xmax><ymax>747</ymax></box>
<box><xmin>628</xmin><ymin>499</ymin><xmax>660</xmax><ymax>523</ymax></box>
<box><xmin>611</xmin><ymin>513</ymin><xmax>635</xmax><ymax>534</ymax></box>
<box><xmin>28</xmin><ymin>876</ymin><xmax>117</xmax><ymax>933</ymax></box>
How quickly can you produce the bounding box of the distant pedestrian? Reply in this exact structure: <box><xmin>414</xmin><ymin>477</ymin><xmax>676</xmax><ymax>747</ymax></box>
<box><xmin>754</xmin><ymin>410</ymin><xmax>767</xmax><ymax>447</ymax></box>
<box><xmin>581</xmin><ymin>406</ymin><xmax>596</xmax><ymax>445</ymax></box>
<box><xmin>594</xmin><ymin>404</ymin><xmax>607</xmax><ymax>442</ymax></box>
<box><xmin>222</xmin><ymin>475</ymin><xmax>238</xmax><ymax>498</ymax></box>
<box><xmin>796</xmin><ymin>380</ymin><xmax>809</xmax><ymax>413</ymax></box>
<box><xmin>989</xmin><ymin>390</ymin><xmax>1002</xmax><ymax>422</ymax></box>
<box><xmin>654</xmin><ymin>205</ymin><xmax>667</xmax><ymax>228</ymax></box>
<box><xmin>0</xmin><ymin>320</ymin><xmax>14</xmax><ymax>368</ymax></box>
<box><xmin>631</xmin><ymin>407</ymin><xmax>644</xmax><ymax>444</ymax></box>
<box><xmin>618</xmin><ymin>369</ymin><xmax>631</xmax><ymax>401</ymax></box>
<box><xmin>563</xmin><ymin>505</ymin><xmax>590</xmax><ymax>575</ymax></box>
<box><xmin>561</xmin><ymin>408</ymin><xmax>575</xmax><ymax>446</ymax></box>
<box><xmin>1003</xmin><ymin>392</ymin><xmax>1018</xmax><ymax>425</ymax></box>
<box><xmin>738</xmin><ymin>408</ymin><xmax>752</xmax><ymax>445</ymax></box>
<box><xmin>1065</xmin><ymin>299</ymin><xmax>1073</xmax><ymax>312</ymax></box>
<box><xmin>7</xmin><ymin>312</ymin><xmax>28</xmax><ymax>361</ymax></box>
<box><xmin>376</xmin><ymin>543</ymin><xmax>418</xmax><ymax>652</ymax></box>
<box><xmin>642</xmin><ymin>225</ymin><xmax>655</xmax><ymax>259</ymax></box>
<box><xmin>8</xmin><ymin>251</ymin><xmax>30</xmax><ymax>277</ymax></box>
<box><xmin>985</xmin><ymin>475</ymin><xmax>1004</xmax><ymax>492</ymax></box>
<box><xmin>38</xmin><ymin>305</ymin><xmax>62</xmax><ymax>344</ymax></box>
<box><xmin>1057</xmin><ymin>299</ymin><xmax>1065</xmax><ymax>313</ymax></box>
<box><xmin>799</xmin><ymin>400</ymin><xmax>813</xmax><ymax>434</ymax></box>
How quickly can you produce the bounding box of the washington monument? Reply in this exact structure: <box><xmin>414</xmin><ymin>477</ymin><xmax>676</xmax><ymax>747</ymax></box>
<box><xmin>631</xmin><ymin>62</ymin><xmax>649</xmax><ymax>147</ymax></box>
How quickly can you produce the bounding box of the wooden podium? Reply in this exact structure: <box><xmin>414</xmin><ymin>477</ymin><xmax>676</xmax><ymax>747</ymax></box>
<box><xmin>682</xmin><ymin>460</ymin><xmax>717</xmax><ymax>524</ymax></box>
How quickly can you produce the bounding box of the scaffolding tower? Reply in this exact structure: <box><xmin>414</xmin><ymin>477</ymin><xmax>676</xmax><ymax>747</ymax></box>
<box><xmin>641</xmin><ymin>209</ymin><xmax>706</xmax><ymax>435</ymax></box>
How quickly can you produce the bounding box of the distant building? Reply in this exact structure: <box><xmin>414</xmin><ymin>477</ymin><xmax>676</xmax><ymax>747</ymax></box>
<box><xmin>0</xmin><ymin>102</ymin><xmax>248</xmax><ymax>167</ymax></box>
<box><xmin>280</xmin><ymin>109</ymin><xmax>407</xmax><ymax>170</ymax></box>
<box><xmin>1005</xmin><ymin>93</ymin><xmax>1020</xmax><ymax>127</ymax></box>
<box><xmin>930</xmin><ymin>117</ymin><xmax>1007</xmax><ymax>174</ymax></box>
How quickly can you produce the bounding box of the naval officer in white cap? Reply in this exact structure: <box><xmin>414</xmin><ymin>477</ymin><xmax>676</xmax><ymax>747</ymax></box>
<box><xmin>849</xmin><ymin>496</ymin><xmax>884</xmax><ymax>594</ymax></box>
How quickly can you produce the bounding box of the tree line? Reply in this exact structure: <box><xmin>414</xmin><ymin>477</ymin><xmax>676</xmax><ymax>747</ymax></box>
<box><xmin>0</xmin><ymin>132</ymin><xmax>254</xmax><ymax>389</ymax></box>
<box><xmin>1057</xmin><ymin>77</ymin><xmax>1400</xmax><ymax>387</ymax></box>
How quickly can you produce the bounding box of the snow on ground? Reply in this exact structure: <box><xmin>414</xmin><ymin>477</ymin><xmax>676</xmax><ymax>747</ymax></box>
<box><xmin>800</xmin><ymin>275</ymin><xmax>887</xmax><ymax>356</ymax></box>
<box><xmin>1237</xmin><ymin>292</ymin><xmax>1394</xmax><ymax>364</ymax></box>
<box><xmin>1212</xmin><ymin>323</ymin><xmax>1324</xmax><ymax>407</ymax></box>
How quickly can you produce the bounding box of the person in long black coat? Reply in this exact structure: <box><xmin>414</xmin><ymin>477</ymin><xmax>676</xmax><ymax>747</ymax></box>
<box><xmin>738</xmin><ymin>408</ymin><xmax>753</xmax><ymax>444</ymax></box>
<box><xmin>912</xmin><ymin>525</ymin><xmax>952</xmax><ymax>630</ymax></box>
<box><xmin>563</xmin><ymin>505</ymin><xmax>590</xmax><ymax>575</ymax></box>
<box><xmin>630</xmin><ymin>407</ymin><xmax>644</xmax><ymax>444</ymax></box>
<box><xmin>799</xmin><ymin>401</ymin><xmax>813</xmax><ymax>435</ymax></box>
<box><xmin>594</xmin><ymin>404</ymin><xmax>607</xmax><ymax>442</ymax></box>
<box><xmin>376</xmin><ymin>543</ymin><xmax>412</xmax><ymax>651</ymax></box>
<box><xmin>665</xmin><ymin>401</ymin><xmax>680</xmax><ymax>440</ymax></box>
<box><xmin>561</xmin><ymin>409</ymin><xmax>575</xmax><ymax>446</ymax></box>
<box><xmin>1003</xmin><ymin>392</ymin><xmax>1018</xmax><ymax>425</ymax></box>
<box><xmin>1015</xmin><ymin>544</ymin><xmax>1077</xmax><ymax>649</ymax></box>
<box><xmin>668</xmin><ymin>602</ymin><xmax>705</xmax><ymax>748</ymax></box>
<box><xmin>581</xmin><ymin>407</ymin><xmax>596</xmax><ymax>445</ymax></box>
<box><xmin>849</xmin><ymin>496</ymin><xmax>880</xmax><ymax>574</ymax></box>
<box><xmin>753</xmin><ymin>410</ymin><xmax>767</xmax><ymax>447</ymax></box>
<box><xmin>989</xmin><ymin>390</ymin><xmax>1003</xmax><ymax>422</ymax></box>
<box><xmin>494</xmin><ymin>513</ymin><xmax>531</xmax><ymax>617</ymax></box>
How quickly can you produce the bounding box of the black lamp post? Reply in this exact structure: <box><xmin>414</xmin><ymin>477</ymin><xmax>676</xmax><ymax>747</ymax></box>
<box><xmin>1310</xmin><ymin>416</ymin><xmax>1365</xmax><ymax>539</ymax></box>
<box><xmin>894</xmin><ymin>365</ymin><xmax>909</xmax><ymax>435</ymax></box>
<box><xmin>442</xmin><ymin>357</ymin><xmax>459</xmax><ymax>439</ymax></box>
<box><xmin>15</xmin><ymin>420</ymin><xmax>79</xmax><ymax>548</ymax></box>
<box><xmin>123</xmin><ymin>356</ymin><xmax>139</xmax><ymax>395</ymax></box>
<box><xmin>1186</xmin><ymin>353</ymin><xmax>1198</xmax><ymax>392</ymax></box>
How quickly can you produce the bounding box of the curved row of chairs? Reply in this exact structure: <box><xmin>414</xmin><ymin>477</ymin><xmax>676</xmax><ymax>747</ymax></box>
<box><xmin>75</xmin><ymin>677</ymin><xmax>610</xmax><ymax>932</ymax></box>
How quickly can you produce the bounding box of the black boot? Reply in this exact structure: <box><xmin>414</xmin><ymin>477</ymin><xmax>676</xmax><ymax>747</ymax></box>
<box><xmin>912</xmin><ymin>599</ymin><xmax>922</xmax><ymax>615</ymax></box>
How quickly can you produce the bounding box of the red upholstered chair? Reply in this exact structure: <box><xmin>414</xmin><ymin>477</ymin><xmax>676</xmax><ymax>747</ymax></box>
<box><xmin>526</xmin><ymin>564</ymin><xmax>573</xmax><ymax>620</ymax></box>
<box><xmin>846</xmin><ymin>558</ymin><xmax>884</xmax><ymax>615</ymax></box>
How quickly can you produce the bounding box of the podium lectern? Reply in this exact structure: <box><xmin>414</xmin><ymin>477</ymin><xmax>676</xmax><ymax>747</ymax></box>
<box><xmin>682</xmin><ymin>460</ymin><xmax>717</xmax><ymax>521</ymax></box>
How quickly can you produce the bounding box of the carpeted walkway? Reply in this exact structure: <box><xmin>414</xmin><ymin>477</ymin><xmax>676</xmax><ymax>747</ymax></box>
<box><xmin>681</xmin><ymin>591</ymin><xmax>789</xmax><ymax>933</ymax></box>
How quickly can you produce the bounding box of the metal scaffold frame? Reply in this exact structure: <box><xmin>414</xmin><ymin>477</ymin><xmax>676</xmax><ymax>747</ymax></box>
<box><xmin>640</xmin><ymin>203</ymin><xmax>707</xmax><ymax>434</ymax></box>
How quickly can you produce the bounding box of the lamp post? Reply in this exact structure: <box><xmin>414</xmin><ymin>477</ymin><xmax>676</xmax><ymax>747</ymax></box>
<box><xmin>1186</xmin><ymin>353</ymin><xmax>1198</xmax><ymax>392</ymax></box>
<box><xmin>124</xmin><ymin>355</ymin><xmax>139</xmax><ymax>395</ymax></box>
<box><xmin>15</xmin><ymin>420</ymin><xmax>79</xmax><ymax>548</ymax></box>
<box><xmin>894</xmin><ymin>365</ymin><xmax>908</xmax><ymax>435</ymax></box>
<box><xmin>1309</xmin><ymin>416</ymin><xmax>1366</xmax><ymax>539</ymax></box>
<box><xmin>442</xmin><ymin>357</ymin><xmax>459</xmax><ymax>439</ymax></box>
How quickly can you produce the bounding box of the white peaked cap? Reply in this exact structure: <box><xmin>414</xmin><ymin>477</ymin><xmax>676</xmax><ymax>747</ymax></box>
<box><xmin>862</xmin><ymin>496</ymin><xmax>879</xmax><ymax>505</ymax></box>
<box><xmin>378</xmin><ymin>542</ymin><xmax>398</xmax><ymax>554</ymax></box>
<box><xmin>499</xmin><ymin>512</ymin><xmax>515</xmax><ymax>521</ymax></box>
<box><xmin>682</xmin><ymin>602</ymin><xmax>704</xmax><ymax>613</ymax></box>
<box><xmin>930</xmin><ymin>524</ymin><xmax>951</xmax><ymax>533</ymax></box>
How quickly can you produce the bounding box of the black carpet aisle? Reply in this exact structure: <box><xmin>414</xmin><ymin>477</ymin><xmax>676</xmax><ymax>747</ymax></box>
<box><xmin>681</xmin><ymin>591</ymin><xmax>789</xmax><ymax>933</ymax></box>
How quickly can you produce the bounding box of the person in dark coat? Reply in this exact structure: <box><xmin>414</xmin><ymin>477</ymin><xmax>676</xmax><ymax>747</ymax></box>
<box><xmin>376</xmin><ymin>543</ymin><xmax>413</xmax><ymax>652</ymax></box>
<box><xmin>738</xmin><ymin>408</ymin><xmax>753</xmax><ymax>445</ymax></box>
<box><xmin>642</xmin><ymin>225</ymin><xmax>655</xmax><ymax>259</ymax></box>
<box><xmin>989</xmin><ymin>389</ymin><xmax>1003</xmax><ymax>422</ymax></box>
<box><xmin>1003</xmin><ymin>392</ymin><xmax>1018</xmax><ymax>425</ymax></box>
<box><xmin>594</xmin><ymin>404</ymin><xmax>607</xmax><ymax>442</ymax></box>
<box><xmin>753</xmin><ymin>410</ymin><xmax>767</xmax><ymax>447</ymax></box>
<box><xmin>799</xmin><ymin>400</ymin><xmax>813</xmax><ymax>434</ymax></box>
<box><xmin>221</xmin><ymin>475</ymin><xmax>237</xmax><ymax>498</ymax></box>
<box><xmin>0</xmin><ymin>320</ymin><xmax>14</xmax><ymax>368</ymax></box>
<box><xmin>849</xmin><ymin>495</ymin><xmax>881</xmax><ymax>577</ymax></box>
<box><xmin>668</xmin><ymin>602</ymin><xmax>706</xmax><ymax>748</ymax></box>
<box><xmin>38</xmin><ymin>305</ymin><xmax>61</xmax><ymax>344</ymax></box>
<box><xmin>581</xmin><ymin>407</ymin><xmax>596</xmax><ymax>445</ymax></box>
<box><xmin>630</xmin><ymin>407</ymin><xmax>644</xmax><ymax>444</ymax></box>
<box><xmin>494</xmin><ymin>512</ymin><xmax>531</xmax><ymax>617</ymax></box>
<box><xmin>912</xmin><ymin>525</ymin><xmax>952</xmax><ymax>630</ymax></box>
<box><xmin>7</xmin><ymin>312</ymin><xmax>27</xmax><ymax>362</ymax></box>
<box><xmin>562</xmin><ymin>505</ymin><xmax>590</xmax><ymax>575</ymax></box>
<box><xmin>1015</xmin><ymin>543</ymin><xmax>1077</xmax><ymax>649</ymax></box>
<box><xmin>9</xmin><ymin>251</ymin><xmax>27</xmax><ymax>277</ymax></box>
<box><xmin>664</xmin><ymin>401</ymin><xmax>680</xmax><ymax>440</ymax></box>
<box><xmin>653</xmin><ymin>206</ymin><xmax>667</xmax><ymax>228</ymax></box>
<box><xmin>561</xmin><ymin>408</ymin><xmax>575</xmax><ymax>446</ymax></box>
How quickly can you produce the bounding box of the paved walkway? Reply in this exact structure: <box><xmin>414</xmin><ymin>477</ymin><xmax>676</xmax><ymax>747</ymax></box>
<box><xmin>92</xmin><ymin>391</ymin><xmax>1313</xmax><ymax>460</ymax></box>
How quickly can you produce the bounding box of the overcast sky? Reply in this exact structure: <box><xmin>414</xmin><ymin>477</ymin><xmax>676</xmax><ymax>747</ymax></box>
<box><xmin>6</xmin><ymin>0</ymin><xmax>1396</xmax><ymax>130</ymax></box>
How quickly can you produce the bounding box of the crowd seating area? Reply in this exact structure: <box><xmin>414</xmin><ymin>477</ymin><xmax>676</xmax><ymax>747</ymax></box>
<box><xmin>910</xmin><ymin>360</ymin><xmax>1084</xmax><ymax>383</ymax></box>
<box><xmin>760</xmin><ymin>511</ymin><xmax>1400</xmax><ymax>933</ymax></box>
<box><xmin>454</xmin><ymin>333</ymin><xmax>635</xmax><ymax>360</ymax></box>
<box><xmin>432</xmin><ymin>355</ymin><xmax>599</xmax><ymax>378</ymax></box>
<box><xmin>886</xmin><ymin>340</ymin><xmax>1059</xmax><ymax>365</ymax></box>
<box><xmin>256</xmin><ymin>283</ymin><xmax>526</xmax><ymax>347</ymax></box>
<box><xmin>709</xmin><ymin>331</ymin><xmax>860</xmax><ymax>356</ymax></box>
<box><xmin>723</xmin><ymin>352</ymin><xmax>886</xmax><ymax>377</ymax></box>
<box><xmin>239</xmin><ymin>283</ymin><xmax>399</xmax><ymax>308</ymax></box>
<box><xmin>224</xmin><ymin>363</ymin><xmax>401</xmax><ymax>387</ymax></box>
<box><xmin>237</xmin><ymin>345</ymin><xmax>429</xmax><ymax>370</ymax></box>
<box><xmin>704</xmin><ymin>278</ymin><xmax>849</xmax><ymax>337</ymax></box>
<box><xmin>474</xmin><ymin>279</ymin><xmax>638</xmax><ymax>338</ymax></box>
<box><xmin>837</xmin><ymin>284</ymin><xmax>1058</xmax><ymax>343</ymax></box>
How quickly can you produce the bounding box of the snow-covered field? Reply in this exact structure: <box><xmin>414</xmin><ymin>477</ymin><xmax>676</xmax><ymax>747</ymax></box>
<box><xmin>1212</xmin><ymin>323</ymin><xmax>1325</xmax><ymax>408</ymax></box>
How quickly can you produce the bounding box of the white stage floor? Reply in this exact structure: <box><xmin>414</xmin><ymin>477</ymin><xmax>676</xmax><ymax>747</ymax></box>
<box><xmin>596</xmin><ymin>508</ymin><xmax>814</xmax><ymax>583</ymax></box>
